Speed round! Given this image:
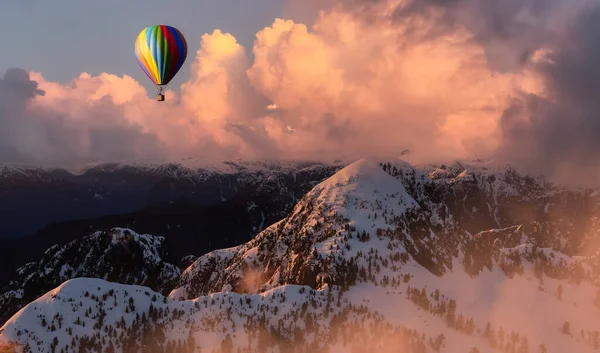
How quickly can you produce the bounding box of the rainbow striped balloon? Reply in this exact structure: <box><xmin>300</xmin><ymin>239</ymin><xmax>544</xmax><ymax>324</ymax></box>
<box><xmin>134</xmin><ymin>25</ymin><xmax>188</xmax><ymax>87</ymax></box>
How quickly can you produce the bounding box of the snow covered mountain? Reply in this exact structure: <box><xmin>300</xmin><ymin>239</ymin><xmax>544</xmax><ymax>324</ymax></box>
<box><xmin>171</xmin><ymin>158</ymin><xmax>600</xmax><ymax>299</ymax></box>
<box><xmin>0</xmin><ymin>228</ymin><xmax>180</xmax><ymax>326</ymax></box>
<box><xmin>2</xmin><ymin>157</ymin><xmax>600</xmax><ymax>352</ymax></box>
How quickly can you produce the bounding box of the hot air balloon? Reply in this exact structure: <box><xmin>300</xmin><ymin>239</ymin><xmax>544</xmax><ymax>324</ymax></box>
<box><xmin>134</xmin><ymin>25</ymin><xmax>188</xmax><ymax>101</ymax></box>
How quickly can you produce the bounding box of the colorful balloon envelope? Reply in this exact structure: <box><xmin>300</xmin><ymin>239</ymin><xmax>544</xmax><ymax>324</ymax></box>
<box><xmin>134</xmin><ymin>25</ymin><xmax>188</xmax><ymax>101</ymax></box>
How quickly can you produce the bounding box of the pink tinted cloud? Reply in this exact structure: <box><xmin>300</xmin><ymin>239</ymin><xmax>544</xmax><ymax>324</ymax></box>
<box><xmin>2</xmin><ymin>0</ymin><xmax>595</xmax><ymax>185</ymax></box>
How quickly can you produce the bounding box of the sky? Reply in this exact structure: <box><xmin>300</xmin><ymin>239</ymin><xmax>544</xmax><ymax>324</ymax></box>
<box><xmin>0</xmin><ymin>0</ymin><xmax>296</xmax><ymax>93</ymax></box>
<box><xmin>2</xmin><ymin>0</ymin><xmax>600</xmax><ymax>186</ymax></box>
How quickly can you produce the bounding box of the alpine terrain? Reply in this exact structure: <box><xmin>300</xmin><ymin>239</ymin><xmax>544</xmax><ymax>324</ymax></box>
<box><xmin>2</xmin><ymin>157</ymin><xmax>600</xmax><ymax>353</ymax></box>
<box><xmin>0</xmin><ymin>161</ymin><xmax>344</xmax><ymax>287</ymax></box>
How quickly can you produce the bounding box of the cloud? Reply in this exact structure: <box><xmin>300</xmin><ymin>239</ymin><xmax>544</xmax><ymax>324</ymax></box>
<box><xmin>2</xmin><ymin>0</ymin><xmax>600</xmax><ymax>184</ymax></box>
<box><xmin>245</xmin><ymin>12</ymin><xmax>533</xmax><ymax>162</ymax></box>
<box><xmin>495</xmin><ymin>1</ymin><xmax>600</xmax><ymax>185</ymax></box>
<box><xmin>0</xmin><ymin>69</ymin><xmax>167</xmax><ymax>166</ymax></box>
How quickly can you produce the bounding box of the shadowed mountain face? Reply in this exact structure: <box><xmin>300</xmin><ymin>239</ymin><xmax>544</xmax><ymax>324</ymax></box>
<box><xmin>0</xmin><ymin>161</ymin><xmax>345</xmax><ymax>239</ymax></box>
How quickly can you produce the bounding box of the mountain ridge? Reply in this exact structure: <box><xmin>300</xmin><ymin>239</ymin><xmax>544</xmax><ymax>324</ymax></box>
<box><xmin>0</xmin><ymin>160</ymin><xmax>346</xmax><ymax>239</ymax></box>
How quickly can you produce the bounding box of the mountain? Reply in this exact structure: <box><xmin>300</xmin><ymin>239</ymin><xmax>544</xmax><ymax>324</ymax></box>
<box><xmin>0</xmin><ymin>160</ymin><xmax>345</xmax><ymax>239</ymax></box>
<box><xmin>169</xmin><ymin>158</ymin><xmax>428</xmax><ymax>298</ymax></box>
<box><xmin>170</xmin><ymin>158</ymin><xmax>600</xmax><ymax>300</ymax></box>
<box><xmin>0</xmin><ymin>161</ymin><xmax>344</xmax><ymax>287</ymax></box>
<box><xmin>2</xmin><ymin>157</ymin><xmax>600</xmax><ymax>352</ymax></box>
<box><xmin>0</xmin><ymin>228</ymin><xmax>180</xmax><ymax>325</ymax></box>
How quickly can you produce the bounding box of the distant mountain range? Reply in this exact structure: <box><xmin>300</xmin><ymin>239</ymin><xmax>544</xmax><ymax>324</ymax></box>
<box><xmin>2</xmin><ymin>157</ymin><xmax>600</xmax><ymax>352</ymax></box>
<box><xmin>0</xmin><ymin>161</ymin><xmax>346</xmax><ymax>239</ymax></box>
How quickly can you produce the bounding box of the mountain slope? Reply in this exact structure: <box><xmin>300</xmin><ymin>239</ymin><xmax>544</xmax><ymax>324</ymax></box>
<box><xmin>3</xmin><ymin>158</ymin><xmax>600</xmax><ymax>352</ymax></box>
<box><xmin>0</xmin><ymin>278</ymin><xmax>446</xmax><ymax>353</ymax></box>
<box><xmin>0</xmin><ymin>228</ymin><xmax>180</xmax><ymax>326</ymax></box>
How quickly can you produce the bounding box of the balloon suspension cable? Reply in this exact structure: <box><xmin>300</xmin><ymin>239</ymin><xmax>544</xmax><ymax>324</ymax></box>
<box><xmin>157</xmin><ymin>86</ymin><xmax>165</xmax><ymax>101</ymax></box>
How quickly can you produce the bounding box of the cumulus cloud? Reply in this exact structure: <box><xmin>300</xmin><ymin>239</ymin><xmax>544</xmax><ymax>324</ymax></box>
<box><xmin>2</xmin><ymin>0</ymin><xmax>600</xmax><ymax>184</ymax></box>
<box><xmin>0</xmin><ymin>69</ymin><xmax>167</xmax><ymax>166</ymax></box>
<box><xmin>244</xmin><ymin>7</ymin><xmax>539</xmax><ymax>162</ymax></box>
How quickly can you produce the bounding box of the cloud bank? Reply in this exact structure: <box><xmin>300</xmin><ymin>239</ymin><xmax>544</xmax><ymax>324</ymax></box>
<box><xmin>2</xmin><ymin>0</ymin><xmax>599</xmax><ymax>184</ymax></box>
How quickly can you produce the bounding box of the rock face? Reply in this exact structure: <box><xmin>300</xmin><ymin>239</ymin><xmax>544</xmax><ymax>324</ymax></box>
<box><xmin>2</xmin><ymin>157</ymin><xmax>600</xmax><ymax>353</ymax></box>
<box><xmin>0</xmin><ymin>228</ymin><xmax>180</xmax><ymax>325</ymax></box>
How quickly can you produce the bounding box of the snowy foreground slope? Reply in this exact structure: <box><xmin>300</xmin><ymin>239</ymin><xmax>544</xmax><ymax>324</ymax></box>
<box><xmin>3</xmin><ymin>158</ymin><xmax>600</xmax><ymax>352</ymax></box>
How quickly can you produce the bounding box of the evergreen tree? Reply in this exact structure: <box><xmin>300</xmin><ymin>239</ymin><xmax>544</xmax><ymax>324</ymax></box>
<box><xmin>562</xmin><ymin>321</ymin><xmax>571</xmax><ymax>335</ymax></box>
<box><xmin>557</xmin><ymin>284</ymin><xmax>563</xmax><ymax>300</ymax></box>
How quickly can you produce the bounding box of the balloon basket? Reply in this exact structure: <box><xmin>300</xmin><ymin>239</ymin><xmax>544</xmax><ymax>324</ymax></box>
<box><xmin>156</xmin><ymin>86</ymin><xmax>165</xmax><ymax>101</ymax></box>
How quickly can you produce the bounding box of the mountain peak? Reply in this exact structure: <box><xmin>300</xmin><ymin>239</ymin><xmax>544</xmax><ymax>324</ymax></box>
<box><xmin>169</xmin><ymin>158</ymin><xmax>427</xmax><ymax>299</ymax></box>
<box><xmin>303</xmin><ymin>157</ymin><xmax>419</xmax><ymax>233</ymax></box>
<box><xmin>321</xmin><ymin>158</ymin><xmax>397</xmax><ymax>185</ymax></box>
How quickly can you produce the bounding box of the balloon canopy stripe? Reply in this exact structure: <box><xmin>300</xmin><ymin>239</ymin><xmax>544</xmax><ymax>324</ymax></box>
<box><xmin>134</xmin><ymin>25</ymin><xmax>187</xmax><ymax>86</ymax></box>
